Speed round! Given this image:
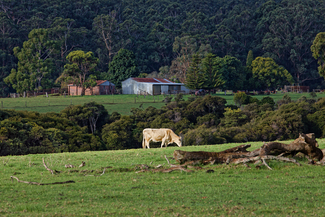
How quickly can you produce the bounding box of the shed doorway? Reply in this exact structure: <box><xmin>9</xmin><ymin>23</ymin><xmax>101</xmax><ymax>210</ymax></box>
<box><xmin>153</xmin><ymin>85</ymin><xmax>161</xmax><ymax>95</ymax></box>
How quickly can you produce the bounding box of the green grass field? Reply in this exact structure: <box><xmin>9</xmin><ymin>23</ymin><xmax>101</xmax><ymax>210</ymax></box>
<box><xmin>1</xmin><ymin>140</ymin><xmax>325</xmax><ymax>216</ymax></box>
<box><xmin>0</xmin><ymin>92</ymin><xmax>323</xmax><ymax>115</ymax></box>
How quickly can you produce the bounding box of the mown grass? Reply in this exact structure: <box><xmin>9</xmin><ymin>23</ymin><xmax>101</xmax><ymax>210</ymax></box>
<box><xmin>1</xmin><ymin>140</ymin><xmax>325</xmax><ymax>216</ymax></box>
<box><xmin>0</xmin><ymin>92</ymin><xmax>323</xmax><ymax>115</ymax></box>
<box><xmin>0</xmin><ymin>94</ymin><xmax>168</xmax><ymax>115</ymax></box>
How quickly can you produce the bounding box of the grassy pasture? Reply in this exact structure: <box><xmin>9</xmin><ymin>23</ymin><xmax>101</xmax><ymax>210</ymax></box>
<box><xmin>1</xmin><ymin>140</ymin><xmax>325</xmax><ymax>216</ymax></box>
<box><xmin>0</xmin><ymin>92</ymin><xmax>323</xmax><ymax>115</ymax></box>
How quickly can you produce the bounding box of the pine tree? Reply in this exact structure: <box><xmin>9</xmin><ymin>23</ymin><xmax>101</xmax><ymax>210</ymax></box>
<box><xmin>185</xmin><ymin>53</ymin><xmax>205</xmax><ymax>90</ymax></box>
<box><xmin>246</xmin><ymin>50</ymin><xmax>254</xmax><ymax>66</ymax></box>
<box><xmin>201</xmin><ymin>53</ymin><xmax>225</xmax><ymax>92</ymax></box>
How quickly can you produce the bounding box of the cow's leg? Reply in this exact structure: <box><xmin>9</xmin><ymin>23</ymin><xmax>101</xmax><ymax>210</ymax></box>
<box><xmin>146</xmin><ymin>139</ymin><xmax>150</xmax><ymax>149</ymax></box>
<box><xmin>161</xmin><ymin>138</ymin><xmax>166</xmax><ymax>148</ymax></box>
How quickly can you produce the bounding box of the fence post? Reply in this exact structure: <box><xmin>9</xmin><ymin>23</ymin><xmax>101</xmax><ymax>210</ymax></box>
<box><xmin>153</xmin><ymin>95</ymin><xmax>155</xmax><ymax>103</ymax></box>
<box><xmin>71</xmin><ymin>99</ymin><xmax>72</xmax><ymax>105</ymax></box>
<box><xmin>25</xmin><ymin>101</ymin><xmax>27</xmax><ymax>107</ymax></box>
<box><xmin>48</xmin><ymin>100</ymin><xmax>50</xmax><ymax>106</ymax></box>
<box><xmin>1</xmin><ymin>101</ymin><xmax>3</xmax><ymax>108</ymax></box>
<box><xmin>23</xmin><ymin>91</ymin><xmax>26</xmax><ymax>98</ymax></box>
<box><xmin>46</xmin><ymin>92</ymin><xmax>48</xmax><ymax>97</ymax></box>
<box><xmin>134</xmin><ymin>97</ymin><xmax>136</xmax><ymax>103</ymax></box>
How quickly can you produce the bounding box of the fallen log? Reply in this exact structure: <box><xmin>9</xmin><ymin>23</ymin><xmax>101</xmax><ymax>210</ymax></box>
<box><xmin>173</xmin><ymin>144</ymin><xmax>253</xmax><ymax>164</ymax></box>
<box><xmin>260</xmin><ymin>133</ymin><xmax>323</xmax><ymax>161</ymax></box>
<box><xmin>218</xmin><ymin>144</ymin><xmax>251</xmax><ymax>153</ymax></box>
<box><xmin>173</xmin><ymin>133</ymin><xmax>323</xmax><ymax>166</ymax></box>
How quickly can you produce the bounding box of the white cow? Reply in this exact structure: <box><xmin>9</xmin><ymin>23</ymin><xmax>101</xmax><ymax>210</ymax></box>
<box><xmin>142</xmin><ymin>128</ymin><xmax>182</xmax><ymax>149</ymax></box>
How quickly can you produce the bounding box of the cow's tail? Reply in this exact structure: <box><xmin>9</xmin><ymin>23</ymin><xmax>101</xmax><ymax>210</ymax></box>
<box><xmin>142</xmin><ymin>135</ymin><xmax>145</xmax><ymax>149</ymax></box>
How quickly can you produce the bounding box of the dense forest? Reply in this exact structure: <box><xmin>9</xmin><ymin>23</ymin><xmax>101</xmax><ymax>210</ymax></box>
<box><xmin>1</xmin><ymin>0</ymin><xmax>325</xmax><ymax>96</ymax></box>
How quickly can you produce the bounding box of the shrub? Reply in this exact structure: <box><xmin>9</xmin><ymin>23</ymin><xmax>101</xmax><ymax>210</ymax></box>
<box><xmin>245</xmin><ymin>101</ymin><xmax>313</xmax><ymax>141</ymax></box>
<box><xmin>102</xmin><ymin>116</ymin><xmax>136</xmax><ymax>150</ymax></box>
<box><xmin>215</xmin><ymin>126</ymin><xmax>245</xmax><ymax>143</ymax></box>
<box><xmin>242</xmin><ymin>102</ymin><xmax>273</xmax><ymax>120</ymax></box>
<box><xmin>234</xmin><ymin>92</ymin><xmax>248</xmax><ymax>106</ymax></box>
<box><xmin>306</xmin><ymin>108</ymin><xmax>325</xmax><ymax>137</ymax></box>
<box><xmin>310</xmin><ymin>91</ymin><xmax>317</xmax><ymax>98</ymax></box>
<box><xmin>60</xmin><ymin>102</ymin><xmax>109</xmax><ymax>135</ymax></box>
<box><xmin>196</xmin><ymin>113</ymin><xmax>220</xmax><ymax>127</ymax></box>
<box><xmin>220</xmin><ymin>107</ymin><xmax>248</xmax><ymax>127</ymax></box>
<box><xmin>276</xmin><ymin>94</ymin><xmax>291</xmax><ymax>107</ymax></box>
<box><xmin>260</xmin><ymin>96</ymin><xmax>275</xmax><ymax>108</ymax></box>
<box><xmin>251</xmin><ymin>111</ymin><xmax>304</xmax><ymax>141</ymax></box>
<box><xmin>313</xmin><ymin>97</ymin><xmax>325</xmax><ymax>110</ymax></box>
<box><xmin>247</xmin><ymin>96</ymin><xmax>260</xmax><ymax>104</ymax></box>
<box><xmin>185</xmin><ymin>95</ymin><xmax>226</xmax><ymax>123</ymax></box>
<box><xmin>297</xmin><ymin>95</ymin><xmax>307</xmax><ymax>102</ymax></box>
<box><xmin>163</xmin><ymin>95</ymin><xmax>173</xmax><ymax>104</ymax></box>
<box><xmin>175</xmin><ymin>93</ymin><xmax>184</xmax><ymax>103</ymax></box>
<box><xmin>184</xmin><ymin>125</ymin><xmax>226</xmax><ymax>146</ymax></box>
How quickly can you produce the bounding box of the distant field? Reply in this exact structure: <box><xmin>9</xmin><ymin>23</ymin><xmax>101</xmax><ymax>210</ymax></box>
<box><xmin>1</xmin><ymin>140</ymin><xmax>325</xmax><ymax>216</ymax></box>
<box><xmin>0</xmin><ymin>92</ymin><xmax>323</xmax><ymax>115</ymax></box>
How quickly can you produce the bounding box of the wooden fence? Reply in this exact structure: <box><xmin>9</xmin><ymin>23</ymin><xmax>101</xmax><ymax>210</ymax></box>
<box><xmin>9</xmin><ymin>88</ymin><xmax>68</xmax><ymax>98</ymax></box>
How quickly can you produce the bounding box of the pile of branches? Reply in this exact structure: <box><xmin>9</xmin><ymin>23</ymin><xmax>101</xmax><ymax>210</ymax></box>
<box><xmin>137</xmin><ymin>133</ymin><xmax>324</xmax><ymax>173</ymax></box>
<box><xmin>10</xmin><ymin>159</ymin><xmax>89</xmax><ymax>185</ymax></box>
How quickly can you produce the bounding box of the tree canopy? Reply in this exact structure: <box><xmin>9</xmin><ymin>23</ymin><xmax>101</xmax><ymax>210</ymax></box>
<box><xmin>311</xmin><ymin>32</ymin><xmax>325</xmax><ymax>77</ymax></box>
<box><xmin>57</xmin><ymin>50</ymin><xmax>99</xmax><ymax>95</ymax></box>
<box><xmin>106</xmin><ymin>48</ymin><xmax>138</xmax><ymax>88</ymax></box>
<box><xmin>4</xmin><ymin>29</ymin><xmax>56</xmax><ymax>93</ymax></box>
<box><xmin>251</xmin><ymin>57</ymin><xmax>294</xmax><ymax>89</ymax></box>
<box><xmin>1</xmin><ymin>0</ymin><xmax>325</xmax><ymax>95</ymax></box>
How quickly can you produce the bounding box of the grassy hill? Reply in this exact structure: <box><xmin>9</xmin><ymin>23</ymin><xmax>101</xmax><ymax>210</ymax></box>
<box><xmin>1</xmin><ymin>140</ymin><xmax>325</xmax><ymax>216</ymax></box>
<box><xmin>0</xmin><ymin>92</ymin><xmax>323</xmax><ymax>115</ymax></box>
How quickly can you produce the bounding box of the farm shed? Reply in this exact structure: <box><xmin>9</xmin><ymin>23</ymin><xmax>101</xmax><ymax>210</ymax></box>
<box><xmin>122</xmin><ymin>78</ymin><xmax>190</xmax><ymax>95</ymax></box>
<box><xmin>68</xmin><ymin>80</ymin><xmax>115</xmax><ymax>96</ymax></box>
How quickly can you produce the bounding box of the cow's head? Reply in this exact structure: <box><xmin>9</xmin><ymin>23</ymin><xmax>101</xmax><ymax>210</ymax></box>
<box><xmin>176</xmin><ymin>132</ymin><xmax>183</xmax><ymax>147</ymax></box>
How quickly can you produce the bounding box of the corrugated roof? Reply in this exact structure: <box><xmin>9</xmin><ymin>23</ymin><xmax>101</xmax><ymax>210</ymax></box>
<box><xmin>132</xmin><ymin>78</ymin><xmax>174</xmax><ymax>83</ymax></box>
<box><xmin>132</xmin><ymin>78</ymin><xmax>159</xmax><ymax>83</ymax></box>
<box><xmin>155</xmin><ymin>78</ymin><xmax>173</xmax><ymax>83</ymax></box>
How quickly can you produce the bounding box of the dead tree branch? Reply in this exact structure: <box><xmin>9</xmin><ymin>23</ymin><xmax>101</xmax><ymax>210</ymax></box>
<box><xmin>164</xmin><ymin>155</ymin><xmax>178</xmax><ymax>167</ymax></box>
<box><xmin>10</xmin><ymin>176</ymin><xmax>75</xmax><ymax>185</ymax></box>
<box><xmin>42</xmin><ymin>158</ymin><xmax>55</xmax><ymax>174</ymax></box>
<box><xmin>136</xmin><ymin>165</ymin><xmax>193</xmax><ymax>173</ymax></box>
<box><xmin>164</xmin><ymin>155</ymin><xmax>170</xmax><ymax>164</ymax></box>
<box><xmin>79</xmin><ymin>161</ymin><xmax>86</xmax><ymax>167</ymax></box>
<box><xmin>85</xmin><ymin>168</ymin><xmax>107</xmax><ymax>176</ymax></box>
<box><xmin>65</xmin><ymin>164</ymin><xmax>75</xmax><ymax>168</ymax></box>
<box><xmin>99</xmin><ymin>168</ymin><xmax>106</xmax><ymax>176</ymax></box>
<box><xmin>262</xmin><ymin>158</ymin><xmax>273</xmax><ymax>170</ymax></box>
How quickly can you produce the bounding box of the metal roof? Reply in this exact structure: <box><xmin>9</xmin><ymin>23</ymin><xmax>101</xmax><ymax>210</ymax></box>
<box><xmin>131</xmin><ymin>78</ymin><xmax>175</xmax><ymax>83</ymax></box>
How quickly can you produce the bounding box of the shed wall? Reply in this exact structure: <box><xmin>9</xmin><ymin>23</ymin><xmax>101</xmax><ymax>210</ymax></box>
<box><xmin>121</xmin><ymin>78</ymin><xmax>190</xmax><ymax>95</ymax></box>
<box><xmin>121</xmin><ymin>79</ymin><xmax>135</xmax><ymax>94</ymax></box>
